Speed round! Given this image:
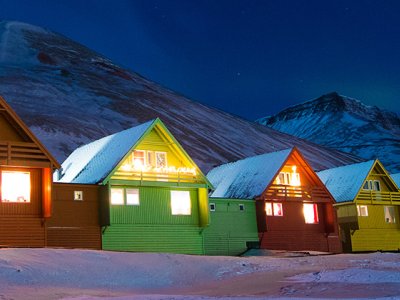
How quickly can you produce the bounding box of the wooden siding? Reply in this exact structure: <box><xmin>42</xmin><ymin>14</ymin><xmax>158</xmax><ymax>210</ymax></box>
<box><xmin>204</xmin><ymin>198</ymin><xmax>259</xmax><ymax>256</ymax></box>
<box><xmin>102</xmin><ymin>224</ymin><xmax>204</xmax><ymax>254</ymax></box>
<box><xmin>259</xmin><ymin>201</ymin><xmax>341</xmax><ymax>253</ymax></box>
<box><xmin>0</xmin><ymin>141</ymin><xmax>53</xmax><ymax>168</ymax></box>
<box><xmin>47</xmin><ymin>183</ymin><xmax>101</xmax><ymax>249</ymax></box>
<box><xmin>0</xmin><ymin>216</ymin><xmax>45</xmax><ymax>247</ymax></box>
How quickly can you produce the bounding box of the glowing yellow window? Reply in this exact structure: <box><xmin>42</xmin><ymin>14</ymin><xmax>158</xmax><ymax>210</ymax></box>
<box><xmin>303</xmin><ymin>203</ymin><xmax>319</xmax><ymax>224</ymax></box>
<box><xmin>171</xmin><ymin>191</ymin><xmax>191</xmax><ymax>215</ymax></box>
<box><xmin>1</xmin><ymin>171</ymin><xmax>31</xmax><ymax>203</ymax></box>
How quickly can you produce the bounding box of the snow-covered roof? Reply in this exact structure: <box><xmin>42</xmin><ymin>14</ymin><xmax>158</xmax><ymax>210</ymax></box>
<box><xmin>317</xmin><ymin>160</ymin><xmax>375</xmax><ymax>203</ymax></box>
<box><xmin>55</xmin><ymin>120</ymin><xmax>155</xmax><ymax>184</ymax></box>
<box><xmin>207</xmin><ymin>148</ymin><xmax>293</xmax><ymax>199</ymax></box>
<box><xmin>391</xmin><ymin>173</ymin><xmax>400</xmax><ymax>189</ymax></box>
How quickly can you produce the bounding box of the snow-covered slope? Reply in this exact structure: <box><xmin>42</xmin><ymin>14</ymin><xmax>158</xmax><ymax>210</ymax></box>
<box><xmin>0</xmin><ymin>21</ymin><xmax>361</xmax><ymax>173</ymax></box>
<box><xmin>257</xmin><ymin>92</ymin><xmax>400</xmax><ymax>173</ymax></box>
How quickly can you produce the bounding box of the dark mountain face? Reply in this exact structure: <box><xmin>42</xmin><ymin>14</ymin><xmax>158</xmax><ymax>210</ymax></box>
<box><xmin>0</xmin><ymin>21</ymin><xmax>361</xmax><ymax>172</ymax></box>
<box><xmin>257</xmin><ymin>92</ymin><xmax>400</xmax><ymax>173</ymax></box>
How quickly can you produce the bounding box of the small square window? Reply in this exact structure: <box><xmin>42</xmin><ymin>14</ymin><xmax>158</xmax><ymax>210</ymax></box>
<box><xmin>239</xmin><ymin>204</ymin><xmax>245</xmax><ymax>211</ymax></box>
<box><xmin>384</xmin><ymin>206</ymin><xmax>396</xmax><ymax>223</ymax></box>
<box><xmin>74</xmin><ymin>191</ymin><xmax>83</xmax><ymax>201</ymax></box>
<box><xmin>210</xmin><ymin>203</ymin><xmax>216</xmax><ymax>211</ymax></box>
<box><xmin>357</xmin><ymin>205</ymin><xmax>368</xmax><ymax>217</ymax></box>
<box><xmin>126</xmin><ymin>189</ymin><xmax>139</xmax><ymax>205</ymax></box>
<box><xmin>1</xmin><ymin>171</ymin><xmax>31</xmax><ymax>203</ymax></box>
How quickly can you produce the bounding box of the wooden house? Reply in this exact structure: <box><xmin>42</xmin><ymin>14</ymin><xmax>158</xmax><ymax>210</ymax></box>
<box><xmin>55</xmin><ymin>118</ymin><xmax>212</xmax><ymax>254</ymax></box>
<box><xmin>207</xmin><ymin>147</ymin><xmax>341</xmax><ymax>253</ymax></box>
<box><xmin>318</xmin><ymin>160</ymin><xmax>400</xmax><ymax>252</ymax></box>
<box><xmin>0</xmin><ymin>96</ymin><xmax>60</xmax><ymax>247</ymax></box>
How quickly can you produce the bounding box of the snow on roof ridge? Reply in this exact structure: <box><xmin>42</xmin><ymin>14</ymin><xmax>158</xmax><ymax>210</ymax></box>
<box><xmin>317</xmin><ymin>160</ymin><xmax>375</xmax><ymax>203</ymax></box>
<box><xmin>2</xmin><ymin>20</ymin><xmax>50</xmax><ymax>34</ymax></box>
<box><xmin>55</xmin><ymin>119</ymin><xmax>156</xmax><ymax>184</ymax></box>
<box><xmin>208</xmin><ymin>148</ymin><xmax>293</xmax><ymax>199</ymax></box>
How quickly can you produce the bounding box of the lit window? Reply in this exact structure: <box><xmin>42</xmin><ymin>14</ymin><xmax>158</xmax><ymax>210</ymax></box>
<box><xmin>147</xmin><ymin>151</ymin><xmax>155</xmax><ymax>167</ymax></box>
<box><xmin>273</xmin><ymin>203</ymin><xmax>283</xmax><ymax>216</ymax></box>
<box><xmin>357</xmin><ymin>205</ymin><xmax>368</xmax><ymax>217</ymax></box>
<box><xmin>74</xmin><ymin>191</ymin><xmax>83</xmax><ymax>201</ymax></box>
<box><xmin>171</xmin><ymin>191</ymin><xmax>191</xmax><ymax>215</ymax></box>
<box><xmin>239</xmin><ymin>204</ymin><xmax>245</xmax><ymax>211</ymax></box>
<box><xmin>290</xmin><ymin>166</ymin><xmax>301</xmax><ymax>186</ymax></box>
<box><xmin>156</xmin><ymin>152</ymin><xmax>167</xmax><ymax>168</ymax></box>
<box><xmin>303</xmin><ymin>203</ymin><xmax>319</xmax><ymax>224</ymax></box>
<box><xmin>384</xmin><ymin>206</ymin><xmax>396</xmax><ymax>223</ymax></box>
<box><xmin>210</xmin><ymin>203</ymin><xmax>216</xmax><ymax>211</ymax></box>
<box><xmin>265</xmin><ymin>202</ymin><xmax>273</xmax><ymax>216</ymax></box>
<box><xmin>126</xmin><ymin>189</ymin><xmax>139</xmax><ymax>205</ymax></box>
<box><xmin>110</xmin><ymin>188</ymin><xmax>124</xmax><ymax>205</ymax></box>
<box><xmin>133</xmin><ymin>150</ymin><xmax>145</xmax><ymax>169</ymax></box>
<box><xmin>374</xmin><ymin>180</ymin><xmax>381</xmax><ymax>192</ymax></box>
<box><xmin>1</xmin><ymin>171</ymin><xmax>30</xmax><ymax>203</ymax></box>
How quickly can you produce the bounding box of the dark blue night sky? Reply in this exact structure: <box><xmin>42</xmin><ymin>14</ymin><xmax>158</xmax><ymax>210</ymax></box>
<box><xmin>1</xmin><ymin>0</ymin><xmax>399</xmax><ymax>120</ymax></box>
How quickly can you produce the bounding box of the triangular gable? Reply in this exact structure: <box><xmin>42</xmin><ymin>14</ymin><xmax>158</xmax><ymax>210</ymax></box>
<box><xmin>0</xmin><ymin>95</ymin><xmax>59</xmax><ymax>169</ymax></box>
<box><xmin>392</xmin><ymin>173</ymin><xmax>400</xmax><ymax>190</ymax></box>
<box><xmin>207</xmin><ymin>148</ymin><xmax>293</xmax><ymax>199</ymax></box>
<box><xmin>260</xmin><ymin>147</ymin><xmax>334</xmax><ymax>201</ymax></box>
<box><xmin>317</xmin><ymin>160</ymin><xmax>375</xmax><ymax>203</ymax></box>
<box><xmin>56</xmin><ymin>118</ymin><xmax>211</xmax><ymax>187</ymax></box>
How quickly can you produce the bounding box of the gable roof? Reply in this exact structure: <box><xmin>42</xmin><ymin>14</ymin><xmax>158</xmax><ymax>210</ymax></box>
<box><xmin>0</xmin><ymin>95</ymin><xmax>60</xmax><ymax>169</ymax></box>
<box><xmin>391</xmin><ymin>173</ymin><xmax>400</xmax><ymax>189</ymax></box>
<box><xmin>207</xmin><ymin>148</ymin><xmax>294</xmax><ymax>199</ymax></box>
<box><xmin>317</xmin><ymin>160</ymin><xmax>375</xmax><ymax>203</ymax></box>
<box><xmin>55</xmin><ymin>118</ymin><xmax>211</xmax><ymax>186</ymax></box>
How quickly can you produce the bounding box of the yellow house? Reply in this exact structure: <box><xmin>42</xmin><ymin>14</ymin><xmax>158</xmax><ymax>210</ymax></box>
<box><xmin>318</xmin><ymin>160</ymin><xmax>400</xmax><ymax>252</ymax></box>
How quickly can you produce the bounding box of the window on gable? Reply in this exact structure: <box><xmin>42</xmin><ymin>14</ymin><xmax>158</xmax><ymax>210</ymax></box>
<box><xmin>303</xmin><ymin>203</ymin><xmax>319</xmax><ymax>224</ymax></box>
<box><xmin>156</xmin><ymin>152</ymin><xmax>167</xmax><ymax>168</ymax></box>
<box><xmin>363</xmin><ymin>180</ymin><xmax>381</xmax><ymax>191</ymax></box>
<box><xmin>171</xmin><ymin>190</ymin><xmax>191</xmax><ymax>215</ymax></box>
<box><xmin>373</xmin><ymin>180</ymin><xmax>381</xmax><ymax>192</ymax></box>
<box><xmin>384</xmin><ymin>206</ymin><xmax>396</xmax><ymax>223</ymax></box>
<box><xmin>363</xmin><ymin>181</ymin><xmax>370</xmax><ymax>190</ymax></box>
<box><xmin>126</xmin><ymin>189</ymin><xmax>139</xmax><ymax>205</ymax></box>
<box><xmin>133</xmin><ymin>150</ymin><xmax>145</xmax><ymax>169</ymax></box>
<box><xmin>357</xmin><ymin>205</ymin><xmax>368</xmax><ymax>217</ymax></box>
<box><xmin>1</xmin><ymin>171</ymin><xmax>31</xmax><ymax>203</ymax></box>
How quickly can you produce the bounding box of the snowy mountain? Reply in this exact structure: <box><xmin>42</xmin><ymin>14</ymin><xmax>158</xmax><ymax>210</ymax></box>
<box><xmin>257</xmin><ymin>92</ymin><xmax>400</xmax><ymax>173</ymax></box>
<box><xmin>0</xmin><ymin>21</ymin><xmax>361</xmax><ymax>172</ymax></box>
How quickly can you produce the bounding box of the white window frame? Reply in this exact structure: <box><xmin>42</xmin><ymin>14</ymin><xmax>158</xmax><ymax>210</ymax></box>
<box><xmin>110</xmin><ymin>188</ymin><xmax>124</xmax><ymax>205</ymax></box>
<box><xmin>357</xmin><ymin>205</ymin><xmax>369</xmax><ymax>217</ymax></box>
<box><xmin>303</xmin><ymin>203</ymin><xmax>319</xmax><ymax>224</ymax></box>
<box><xmin>273</xmin><ymin>202</ymin><xmax>283</xmax><ymax>216</ymax></box>
<box><xmin>155</xmin><ymin>151</ymin><xmax>167</xmax><ymax>168</ymax></box>
<box><xmin>74</xmin><ymin>191</ymin><xmax>83</xmax><ymax>201</ymax></box>
<box><xmin>1</xmin><ymin>171</ymin><xmax>31</xmax><ymax>203</ymax></box>
<box><xmin>265</xmin><ymin>202</ymin><xmax>273</xmax><ymax>216</ymax></box>
<box><xmin>126</xmin><ymin>189</ymin><xmax>140</xmax><ymax>206</ymax></box>
<box><xmin>133</xmin><ymin>150</ymin><xmax>146</xmax><ymax>167</ymax></box>
<box><xmin>384</xmin><ymin>206</ymin><xmax>396</xmax><ymax>223</ymax></box>
<box><xmin>171</xmin><ymin>190</ymin><xmax>191</xmax><ymax>215</ymax></box>
<box><xmin>210</xmin><ymin>203</ymin><xmax>216</xmax><ymax>212</ymax></box>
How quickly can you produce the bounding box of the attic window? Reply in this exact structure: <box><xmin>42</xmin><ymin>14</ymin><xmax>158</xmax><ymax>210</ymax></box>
<box><xmin>275</xmin><ymin>166</ymin><xmax>301</xmax><ymax>186</ymax></box>
<box><xmin>156</xmin><ymin>152</ymin><xmax>167</xmax><ymax>168</ymax></box>
<box><xmin>133</xmin><ymin>150</ymin><xmax>145</xmax><ymax>168</ymax></box>
<box><xmin>1</xmin><ymin>171</ymin><xmax>31</xmax><ymax>203</ymax></box>
<box><xmin>363</xmin><ymin>180</ymin><xmax>381</xmax><ymax>191</ymax></box>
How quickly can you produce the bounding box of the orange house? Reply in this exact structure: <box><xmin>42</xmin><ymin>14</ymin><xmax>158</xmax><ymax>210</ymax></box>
<box><xmin>0</xmin><ymin>96</ymin><xmax>60</xmax><ymax>247</ymax></box>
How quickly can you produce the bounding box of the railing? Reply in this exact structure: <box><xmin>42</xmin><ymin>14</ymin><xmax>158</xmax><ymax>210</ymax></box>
<box><xmin>357</xmin><ymin>190</ymin><xmax>400</xmax><ymax>203</ymax></box>
<box><xmin>0</xmin><ymin>141</ymin><xmax>49</xmax><ymax>164</ymax></box>
<box><xmin>112</xmin><ymin>169</ymin><xmax>203</xmax><ymax>184</ymax></box>
<box><xmin>264</xmin><ymin>184</ymin><xmax>332</xmax><ymax>202</ymax></box>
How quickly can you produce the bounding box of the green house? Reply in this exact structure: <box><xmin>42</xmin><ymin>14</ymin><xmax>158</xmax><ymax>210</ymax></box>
<box><xmin>318</xmin><ymin>160</ymin><xmax>400</xmax><ymax>252</ymax></box>
<box><xmin>55</xmin><ymin>118</ymin><xmax>212</xmax><ymax>254</ymax></box>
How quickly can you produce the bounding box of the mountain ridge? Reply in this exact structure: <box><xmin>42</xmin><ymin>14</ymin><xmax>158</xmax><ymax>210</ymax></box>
<box><xmin>0</xmin><ymin>21</ymin><xmax>362</xmax><ymax>173</ymax></box>
<box><xmin>257</xmin><ymin>92</ymin><xmax>400</xmax><ymax>173</ymax></box>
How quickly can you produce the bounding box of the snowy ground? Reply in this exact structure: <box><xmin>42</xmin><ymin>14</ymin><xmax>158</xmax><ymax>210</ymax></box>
<box><xmin>0</xmin><ymin>248</ymin><xmax>399</xmax><ymax>299</ymax></box>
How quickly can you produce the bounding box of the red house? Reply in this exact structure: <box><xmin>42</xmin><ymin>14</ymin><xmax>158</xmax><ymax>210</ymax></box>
<box><xmin>207</xmin><ymin>148</ymin><xmax>341</xmax><ymax>253</ymax></box>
